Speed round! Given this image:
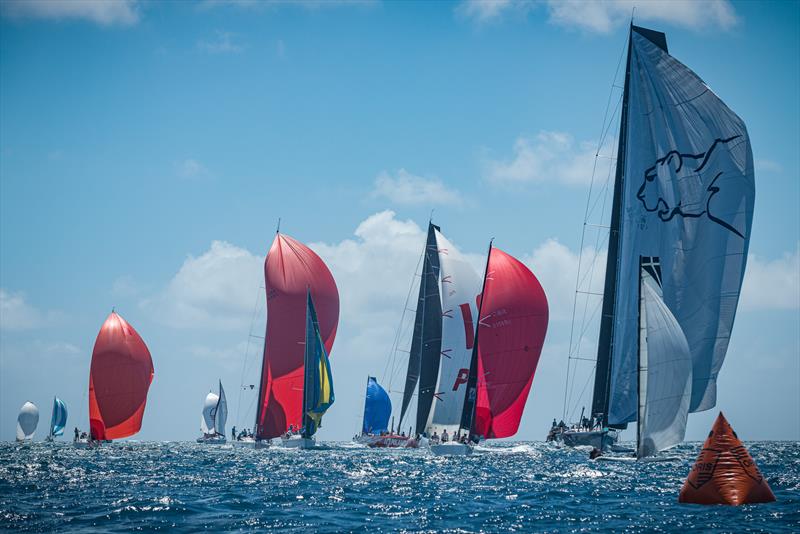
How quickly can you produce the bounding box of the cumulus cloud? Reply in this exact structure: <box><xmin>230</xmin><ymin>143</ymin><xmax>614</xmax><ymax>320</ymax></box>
<box><xmin>0</xmin><ymin>289</ymin><xmax>61</xmax><ymax>331</ymax></box>
<box><xmin>198</xmin><ymin>31</ymin><xmax>244</xmax><ymax>54</ymax></box>
<box><xmin>483</xmin><ymin>131</ymin><xmax>606</xmax><ymax>187</ymax></box>
<box><xmin>740</xmin><ymin>247</ymin><xmax>800</xmax><ymax>311</ymax></box>
<box><xmin>142</xmin><ymin>241</ymin><xmax>263</xmax><ymax>331</ymax></box>
<box><xmin>455</xmin><ymin>0</ymin><xmax>739</xmax><ymax>33</ymax></box>
<box><xmin>199</xmin><ymin>0</ymin><xmax>376</xmax><ymax>11</ymax></box>
<box><xmin>371</xmin><ymin>169</ymin><xmax>464</xmax><ymax>206</ymax></box>
<box><xmin>1</xmin><ymin>0</ymin><xmax>140</xmax><ymax>26</ymax></box>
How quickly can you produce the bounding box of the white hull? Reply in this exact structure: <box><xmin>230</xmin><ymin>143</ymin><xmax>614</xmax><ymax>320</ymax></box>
<box><xmin>354</xmin><ymin>434</ymin><xmax>419</xmax><ymax>448</ymax></box>
<box><xmin>232</xmin><ymin>438</ymin><xmax>257</xmax><ymax>448</ymax></box>
<box><xmin>276</xmin><ymin>436</ymin><xmax>315</xmax><ymax>449</ymax></box>
<box><xmin>430</xmin><ymin>442</ymin><xmax>473</xmax><ymax>456</ymax></box>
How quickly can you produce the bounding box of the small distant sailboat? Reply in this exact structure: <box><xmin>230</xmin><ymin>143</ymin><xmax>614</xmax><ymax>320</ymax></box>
<box><xmin>75</xmin><ymin>311</ymin><xmax>154</xmax><ymax>448</ymax></box>
<box><xmin>431</xmin><ymin>241</ymin><xmax>549</xmax><ymax>456</ymax></box>
<box><xmin>16</xmin><ymin>401</ymin><xmax>39</xmax><ymax>442</ymax></box>
<box><xmin>46</xmin><ymin>397</ymin><xmax>68</xmax><ymax>442</ymax></box>
<box><xmin>354</xmin><ymin>377</ymin><xmax>396</xmax><ymax>447</ymax></box>
<box><xmin>556</xmin><ymin>23</ymin><xmax>754</xmax><ymax>451</ymax></box>
<box><xmin>197</xmin><ymin>380</ymin><xmax>228</xmax><ymax>444</ymax></box>
<box><xmin>254</xmin><ymin>231</ymin><xmax>339</xmax><ymax>449</ymax></box>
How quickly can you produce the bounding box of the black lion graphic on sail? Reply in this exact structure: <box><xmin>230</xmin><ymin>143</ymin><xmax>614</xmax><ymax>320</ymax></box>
<box><xmin>636</xmin><ymin>136</ymin><xmax>748</xmax><ymax>238</ymax></box>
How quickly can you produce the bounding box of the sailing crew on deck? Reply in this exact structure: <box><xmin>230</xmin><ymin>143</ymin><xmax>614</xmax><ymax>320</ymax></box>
<box><xmin>442</xmin><ymin>429</ymin><xmax>449</xmax><ymax>443</ymax></box>
<box><xmin>74</xmin><ymin>427</ymin><xmax>79</xmax><ymax>441</ymax></box>
<box><xmin>231</xmin><ymin>426</ymin><xmax>236</xmax><ymax>441</ymax></box>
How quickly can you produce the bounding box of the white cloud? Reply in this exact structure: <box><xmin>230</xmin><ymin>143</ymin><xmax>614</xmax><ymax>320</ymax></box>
<box><xmin>199</xmin><ymin>0</ymin><xmax>376</xmax><ymax>11</ymax></box>
<box><xmin>755</xmin><ymin>159</ymin><xmax>783</xmax><ymax>174</ymax></box>
<box><xmin>371</xmin><ymin>169</ymin><xmax>464</xmax><ymax>206</ymax></box>
<box><xmin>483</xmin><ymin>131</ymin><xmax>604</xmax><ymax>187</ymax></box>
<box><xmin>1</xmin><ymin>0</ymin><xmax>140</xmax><ymax>26</ymax></box>
<box><xmin>740</xmin><ymin>247</ymin><xmax>800</xmax><ymax>311</ymax></box>
<box><xmin>176</xmin><ymin>158</ymin><xmax>210</xmax><ymax>179</ymax></box>
<box><xmin>455</xmin><ymin>0</ymin><xmax>739</xmax><ymax>33</ymax></box>
<box><xmin>142</xmin><ymin>241</ymin><xmax>263</xmax><ymax>331</ymax></box>
<box><xmin>198</xmin><ymin>31</ymin><xmax>244</xmax><ymax>54</ymax></box>
<box><xmin>0</xmin><ymin>289</ymin><xmax>61</xmax><ymax>331</ymax></box>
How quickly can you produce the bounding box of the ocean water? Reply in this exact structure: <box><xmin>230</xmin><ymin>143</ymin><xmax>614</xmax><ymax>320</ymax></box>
<box><xmin>1</xmin><ymin>440</ymin><xmax>797</xmax><ymax>532</ymax></box>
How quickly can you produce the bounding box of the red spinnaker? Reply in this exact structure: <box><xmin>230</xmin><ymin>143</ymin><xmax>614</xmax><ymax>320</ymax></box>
<box><xmin>255</xmin><ymin>233</ymin><xmax>339</xmax><ymax>440</ymax></box>
<box><xmin>473</xmin><ymin>248</ymin><xmax>548</xmax><ymax>439</ymax></box>
<box><xmin>89</xmin><ymin>312</ymin><xmax>154</xmax><ymax>440</ymax></box>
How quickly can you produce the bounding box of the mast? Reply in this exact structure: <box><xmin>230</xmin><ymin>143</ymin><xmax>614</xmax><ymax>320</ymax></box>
<box><xmin>460</xmin><ymin>239</ymin><xmax>493</xmax><ymax>439</ymax></box>
<box><xmin>591</xmin><ymin>25</ymin><xmax>668</xmax><ymax>427</ymax></box>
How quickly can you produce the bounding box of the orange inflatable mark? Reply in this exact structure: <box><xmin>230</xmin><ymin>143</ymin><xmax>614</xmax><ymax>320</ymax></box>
<box><xmin>679</xmin><ymin>412</ymin><xmax>775</xmax><ymax>505</ymax></box>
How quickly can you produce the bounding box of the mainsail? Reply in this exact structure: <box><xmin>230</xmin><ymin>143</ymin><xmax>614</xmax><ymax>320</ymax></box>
<box><xmin>89</xmin><ymin>312</ymin><xmax>154</xmax><ymax>441</ymax></box>
<box><xmin>49</xmin><ymin>397</ymin><xmax>68</xmax><ymax>438</ymax></box>
<box><xmin>397</xmin><ymin>222</ymin><xmax>442</xmax><ymax>434</ymax></box>
<box><xmin>16</xmin><ymin>401</ymin><xmax>39</xmax><ymax>441</ymax></box>
<box><xmin>215</xmin><ymin>381</ymin><xmax>228</xmax><ymax>437</ymax></box>
<box><xmin>303</xmin><ymin>291</ymin><xmax>335</xmax><ymax>436</ymax></box>
<box><xmin>362</xmin><ymin>377</ymin><xmax>391</xmax><ymax>435</ymax></box>
<box><xmin>636</xmin><ymin>257</ymin><xmax>692</xmax><ymax>459</ymax></box>
<box><xmin>592</xmin><ymin>25</ymin><xmax>754</xmax><ymax>428</ymax></box>
<box><xmin>255</xmin><ymin>232</ymin><xmax>339</xmax><ymax>441</ymax></box>
<box><xmin>469</xmin><ymin>247</ymin><xmax>549</xmax><ymax>439</ymax></box>
<box><xmin>425</xmin><ymin>229</ymin><xmax>481</xmax><ymax>436</ymax></box>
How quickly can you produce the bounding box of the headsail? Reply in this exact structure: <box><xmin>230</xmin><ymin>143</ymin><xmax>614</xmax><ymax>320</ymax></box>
<box><xmin>398</xmin><ymin>222</ymin><xmax>442</xmax><ymax>434</ymax></box>
<box><xmin>255</xmin><ymin>233</ymin><xmax>339</xmax><ymax>441</ymax></box>
<box><xmin>201</xmin><ymin>392</ymin><xmax>220</xmax><ymax>435</ymax></box>
<box><xmin>89</xmin><ymin>312</ymin><xmax>154</xmax><ymax>441</ymax></box>
<box><xmin>16</xmin><ymin>401</ymin><xmax>39</xmax><ymax>441</ymax></box>
<box><xmin>606</xmin><ymin>26</ymin><xmax>754</xmax><ymax>426</ymax></box>
<box><xmin>425</xmin><ymin>229</ymin><xmax>481</xmax><ymax>436</ymax></box>
<box><xmin>49</xmin><ymin>397</ymin><xmax>68</xmax><ymax>438</ymax></box>
<box><xmin>215</xmin><ymin>381</ymin><xmax>228</xmax><ymax>437</ymax></box>
<box><xmin>303</xmin><ymin>291</ymin><xmax>335</xmax><ymax>436</ymax></box>
<box><xmin>362</xmin><ymin>377</ymin><xmax>391</xmax><ymax>435</ymax></box>
<box><xmin>637</xmin><ymin>257</ymin><xmax>692</xmax><ymax>459</ymax></box>
<box><xmin>469</xmin><ymin>247</ymin><xmax>549</xmax><ymax>440</ymax></box>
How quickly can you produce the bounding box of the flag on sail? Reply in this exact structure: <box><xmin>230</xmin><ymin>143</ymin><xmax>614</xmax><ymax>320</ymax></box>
<box><xmin>256</xmin><ymin>233</ymin><xmax>339</xmax><ymax>441</ymax></box>
<box><xmin>608</xmin><ymin>27</ymin><xmax>755</xmax><ymax>425</ymax></box>
<box><xmin>637</xmin><ymin>257</ymin><xmax>692</xmax><ymax>459</ymax></box>
<box><xmin>362</xmin><ymin>377</ymin><xmax>391</xmax><ymax>435</ymax></box>
<box><xmin>425</xmin><ymin>228</ymin><xmax>481</xmax><ymax>436</ymax></box>
<box><xmin>16</xmin><ymin>401</ymin><xmax>39</xmax><ymax>441</ymax></box>
<box><xmin>471</xmin><ymin>248</ymin><xmax>548</xmax><ymax>439</ymax></box>
<box><xmin>304</xmin><ymin>292</ymin><xmax>335</xmax><ymax>433</ymax></box>
<box><xmin>89</xmin><ymin>312</ymin><xmax>154</xmax><ymax>441</ymax></box>
<box><xmin>50</xmin><ymin>397</ymin><xmax>68</xmax><ymax>438</ymax></box>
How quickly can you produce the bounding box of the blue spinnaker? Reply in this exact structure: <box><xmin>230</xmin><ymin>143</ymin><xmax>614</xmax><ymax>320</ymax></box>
<box><xmin>50</xmin><ymin>397</ymin><xmax>67</xmax><ymax>437</ymax></box>
<box><xmin>362</xmin><ymin>377</ymin><xmax>391</xmax><ymax>434</ymax></box>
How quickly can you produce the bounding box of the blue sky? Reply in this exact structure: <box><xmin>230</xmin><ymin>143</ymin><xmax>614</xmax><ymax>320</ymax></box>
<box><xmin>1</xmin><ymin>0</ymin><xmax>798</xmax><ymax>442</ymax></box>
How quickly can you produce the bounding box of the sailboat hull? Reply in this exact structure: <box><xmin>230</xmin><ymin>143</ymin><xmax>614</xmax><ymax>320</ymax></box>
<box><xmin>196</xmin><ymin>436</ymin><xmax>226</xmax><ymax>445</ymax></box>
<box><xmin>562</xmin><ymin>429</ymin><xmax>619</xmax><ymax>450</ymax></box>
<box><xmin>276</xmin><ymin>436</ymin><xmax>315</xmax><ymax>449</ymax></box>
<box><xmin>430</xmin><ymin>442</ymin><xmax>473</xmax><ymax>456</ymax></box>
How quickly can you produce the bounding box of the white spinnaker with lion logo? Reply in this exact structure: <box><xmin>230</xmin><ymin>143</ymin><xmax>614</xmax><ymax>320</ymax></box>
<box><xmin>608</xmin><ymin>32</ymin><xmax>755</xmax><ymax>425</ymax></box>
<box><xmin>425</xmin><ymin>229</ymin><xmax>481</xmax><ymax>436</ymax></box>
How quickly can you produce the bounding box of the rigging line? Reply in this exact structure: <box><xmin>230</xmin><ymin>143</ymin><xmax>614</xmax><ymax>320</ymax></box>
<box><xmin>563</xmin><ymin>30</ymin><xmax>628</xmax><ymax>421</ymax></box>
<box><xmin>568</xmin><ymin>365</ymin><xmax>597</xmax><ymax>423</ymax></box>
<box><xmin>236</xmin><ymin>282</ymin><xmax>265</xmax><ymax>427</ymax></box>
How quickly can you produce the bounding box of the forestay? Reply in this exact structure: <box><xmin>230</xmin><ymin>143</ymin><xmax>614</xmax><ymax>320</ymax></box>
<box><xmin>609</xmin><ymin>29</ymin><xmax>755</xmax><ymax>425</ymax></box>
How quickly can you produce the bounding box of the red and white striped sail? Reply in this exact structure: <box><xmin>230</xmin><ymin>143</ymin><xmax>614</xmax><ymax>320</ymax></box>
<box><xmin>473</xmin><ymin>248</ymin><xmax>548</xmax><ymax>439</ymax></box>
<box><xmin>89</xmin><ymin>312</ymin><xmax>154</xmax><ymax>440</ymax></box>
<box><xmin>255</xmin><ymin>233</ymin><xmax>339</xmax><ymax>440</ymax></box>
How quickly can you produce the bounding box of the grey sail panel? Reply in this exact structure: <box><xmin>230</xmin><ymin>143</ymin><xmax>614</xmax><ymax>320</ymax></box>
<box><xmin>608</xmin><ymin>29</ymin><xmax>754</xmax><ymax>425</ymax></box>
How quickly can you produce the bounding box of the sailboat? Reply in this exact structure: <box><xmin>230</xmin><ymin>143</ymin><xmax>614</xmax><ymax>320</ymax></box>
<box><xmin>253</xmin><ymin>231</ymin><xmax>339</xmax><ymax>449</ymax></box>
<box><xmin>430</xmin><ymin>241</ymin><xmax>549</xmax><ymax>455</ymax></box>
<box><xmin>558</xmin><ymin>24</ymin><xmax>754</xmax><ymax>454</ymax></box>
<box><xmin>75</xmin><ymin>311</ymin><xmax>155</xmax><ymax>447</ymax></box>
<box><xmin>354</xmin><ymin>376</ymin><xmax>394</xmax><ymax>447</ymax></box>
<box><xmin>16</xmin><ymin>401</ymin><xmax>39</xmax><ymax>442</ymax></box>
<box><xmin>387</xmin><ymin>222</ymin><xmax>480</xmax><ymax>449</ymax></box>
<box><xmin>197</xmin><ymin>380</ymin><xmax>228</xmax><ymax>444</ymax></box>
<box><xmin>46</xmin><ymin>397</ymin><xmax>68</xmax><ymax>442</ymax></box>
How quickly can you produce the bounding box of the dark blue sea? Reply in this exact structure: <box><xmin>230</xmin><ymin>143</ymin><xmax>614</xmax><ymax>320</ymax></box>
<box><xmin>1</xmin><ymin>441</ymin><xmax>797</xmax><ymax>532</ymax></box>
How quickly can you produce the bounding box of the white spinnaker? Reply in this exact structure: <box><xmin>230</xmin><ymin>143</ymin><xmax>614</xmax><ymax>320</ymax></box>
<box><xmin>609</xmin><ymin>31</ymin><xmax>754</xmax><ymax>424</ymax></box>
<box><xmin>17</xmin><ymin>401</ymin><xmax>39</xmax><ymax>441</ymax></box>
<box><xmin>426</xmin><ymin>229</ymin><xmax>481</xmax><ymax>436</ymax></box>
<box><xmin>215</xmin><ymin>381</ymin><xmax>228</xmax><ymax>436</ymax></box>
<box><xmin>201</xmin><ymin>392</ymin><xmax>219</xmax><ymax>435</ymax></box>
<box><xmin>637</xmin><ymin>267</ymin><xmax>692</xmax><ymax>459</ymax></box>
